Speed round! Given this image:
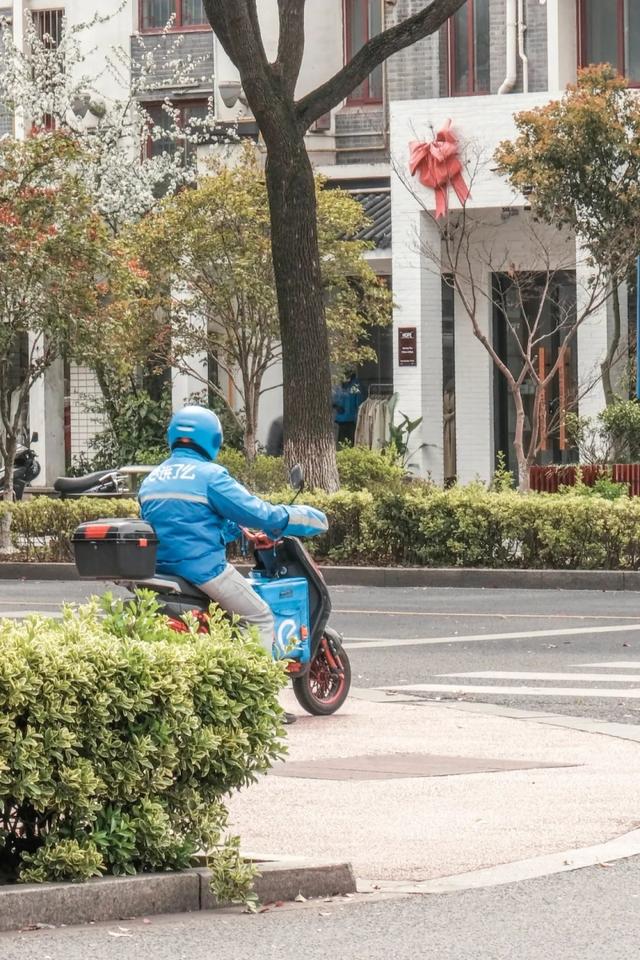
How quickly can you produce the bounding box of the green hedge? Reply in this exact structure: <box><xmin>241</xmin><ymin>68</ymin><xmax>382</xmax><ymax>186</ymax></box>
<box><xmin>293</xmin><ymin>484</ymin><xmax>640</xmax><ymax>570</ymax></box>
<box><xmin>216</xmin><ymin>446</ymin><xmax>405</xmax><ymax>495</ymax></box>
<box><xmin>4</xmin><ymin>482</ymin><xmax>640</xmax><ymax>569</ymax></box>
<box><xmin>5</xmin><ymin>497</ymin><xmax>139</xmax><ymax>561</ymax></box>
<box><xmin>0</xmin><ymin>593</ymin><xmax>285</xmax><ymax>893</ymax></box>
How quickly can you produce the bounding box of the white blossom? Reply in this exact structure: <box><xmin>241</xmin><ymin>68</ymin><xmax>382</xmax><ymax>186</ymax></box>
<box><xmin>0</xmin><ymin>8</ymin><xmax>234</xmax><ymax>234</ymax></box>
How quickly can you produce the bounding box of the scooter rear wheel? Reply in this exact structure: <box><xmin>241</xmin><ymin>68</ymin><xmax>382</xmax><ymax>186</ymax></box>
<box><xmin>292</xmin><ymin>630</ymin><xmax>351</xmax><ymax>716</ymax></box>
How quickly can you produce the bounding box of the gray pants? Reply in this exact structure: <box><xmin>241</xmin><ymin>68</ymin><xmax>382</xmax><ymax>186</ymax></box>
<box><xmin>198</xmin><ymin>563</ymin><xmax>274</xmax><ymax>655</ymax></box>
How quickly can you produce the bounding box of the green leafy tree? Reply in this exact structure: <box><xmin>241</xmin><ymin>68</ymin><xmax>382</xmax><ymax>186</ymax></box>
<box><xmin>129</xmin><ymin>147</ymin><xmax>391</xmax><ymax>460</ymax></box>
<box><xmin>0</xmin><ymin>133</ymin><xmax>116</xmax><ymax>548</ymax></box>
<box><xmin>201</xmin><ymin>0</ymin><xmax>467</xmax><ymax>489</ymax></box>
<box><xmin>495</xmin><ymin>66</ymin><xmax>640</xmax><ymax>406</ymax></box>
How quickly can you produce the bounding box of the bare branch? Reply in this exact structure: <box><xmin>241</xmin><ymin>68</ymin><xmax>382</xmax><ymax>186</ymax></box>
<box><xmin>274</xmin><ymin>0</ymin><xmax>306</xmax><ymax>97</ymax></box>
<box><xmin>297</xmin><ymin>0</ymin><xmax>466</xmax><ymax>128</ymax></box>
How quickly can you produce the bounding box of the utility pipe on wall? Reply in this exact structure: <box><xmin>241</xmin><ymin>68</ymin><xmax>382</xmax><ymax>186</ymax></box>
<box><xmin>518</xmin><ymin>0</ymin><xmax>529</xmax><ymax>94</ymax></box>
<box><xmin>498</xmin><ymin>0</ymin><xmax>518</xmax><ymax>94</ymax></box>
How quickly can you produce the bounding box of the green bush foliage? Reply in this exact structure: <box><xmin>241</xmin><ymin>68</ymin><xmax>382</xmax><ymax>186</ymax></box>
<box><xmin>0</xmin><ymin>593</ymin><xmax>286</xmax><ymax>891</ymax></box>
<box><xmin>5</xmin><ymin>497</ymin><xmax>139</xmax><ymax>561</ymax></box>
<box><xmin>6</xmin><ymin>470</ymin><xmax>640</xmax><ymax>569</ymax></box>
<box><xmin>335</xmin><ymin>446</ymin><xmax>405</xmax><ymax>491</ymax></box>
<box><xmin>217</xmin><ymin>450</ymin><xmax>289</xmax><ymax>494</ymax></box>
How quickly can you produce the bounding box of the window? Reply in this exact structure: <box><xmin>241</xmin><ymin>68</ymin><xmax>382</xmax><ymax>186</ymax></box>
<box><xmin>32</xmin><ymin>9</ymin><xmax>64</xmax><ymax>46</ymax></box>
<box><xmin>447</xmin><ymin>0</ymin><xmax>490</xmax><ymax>96</ymax></box>
<box><xmin>140</xmin><ymin>0</ymin><xmax>207</xmax><ymax>32</ymax></box>
<box><xmin>579</xmin><ymin>0</ymin><xmax>640</xmax><ymax>85</ymax></box>
<box><xmin>145</xmin><ymin>100</ymin><xmax>210</xmax><ymax>165</ymax></box>
<box><xmin>344</xmin><ymin>0</ymin><xmax>382</xmax><ymax>103</ymax></box>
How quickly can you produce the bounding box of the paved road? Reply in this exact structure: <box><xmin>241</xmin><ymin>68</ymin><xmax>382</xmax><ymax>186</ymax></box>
<box><xmin>3</xmin><ymin>856</ymin><xmax>640</xmax><ymax>960</ymax></box>
<box><xmin>4</xmin><ymin>581</ymin><xmax>640</xmax><ymax>723</ymax></box>
<box><xmin>3</xmin><ymin>580</ymin><xmax>640</xmax><ymax>955</ymax></box>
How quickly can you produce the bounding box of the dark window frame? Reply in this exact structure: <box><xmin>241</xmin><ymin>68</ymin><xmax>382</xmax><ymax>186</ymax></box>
<box><xmin>343</xmin><ymin>0</ymin><xmax>383</xmax><ymax>105</ymax></box>
<box><xmin>139</xmin><ymin>0</ymin><xmax>210</xmax><ymax>34</ymax></box>
<box><xmin>144</xmin><ymin>98</ymin><xmax>211</xmax><ymax>163</ymax></box>
<box><xmin>577</xmin><ymin>0</ymin><xmax>640</xmax><ymax>88</ymax></box>
<box><xmin>446</xmin><ymin>0</ymin><xmax>490</xmax><ymax>97</ymax></box>
<box><xmin>32</xmin><ymin>8</ymin><xmax>65</xmax><ymax>46</ymax></box>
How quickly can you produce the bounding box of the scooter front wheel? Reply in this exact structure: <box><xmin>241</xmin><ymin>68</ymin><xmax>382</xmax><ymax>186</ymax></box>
<box><xmin>292</xmin><ymin>629</ymin><xmax>351</xmax><ymax>716</ymax></box>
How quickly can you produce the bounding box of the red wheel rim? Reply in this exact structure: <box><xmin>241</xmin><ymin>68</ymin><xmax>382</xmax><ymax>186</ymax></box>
<box><xmin>308</xmin><ymin>639</ymin><xmax>346</xmax><ymax>706</ymax></box>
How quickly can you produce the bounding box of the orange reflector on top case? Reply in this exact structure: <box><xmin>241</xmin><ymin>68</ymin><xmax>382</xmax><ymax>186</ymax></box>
<box><xmin>139</xmin><ymin>538</ymin><xmax>148</xmax><ymax>547</ymax></box>
<box><xmin>83</xmin><ymin>524</ymin><xmax>110</xmax><ymax>539</ymax></box>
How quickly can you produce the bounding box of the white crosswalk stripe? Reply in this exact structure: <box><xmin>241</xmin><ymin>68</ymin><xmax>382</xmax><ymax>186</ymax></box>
<box><xmin>383</xmin><ymin>683</ymin><xmax>640</xmax><ymax>699</ymax></box>
<box><xmin>437</xmin><ymin>671</ymin><xmax>640</xmax><ymax>683</ymax></box>
<box><xmin>385</xmin><ymin>659</ymin><xmax>640</xmax><ymax>700</ymax></box>
<box><xmin>576</xmin><ymin>662</ymin><xmax>640</xmax><ymax>669</ymax></box>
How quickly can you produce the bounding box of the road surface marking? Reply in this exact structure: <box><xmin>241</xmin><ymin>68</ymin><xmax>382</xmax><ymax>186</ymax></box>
<box><xmin>335</xmin><ymin>608</ymin><xmax>639</xmax><ymax>621</ymax></box>
<box><xmin>383</xmin><ymin>683</ymin><xmax>640</xmax><ymax>699</ymax></box>
<box><xmin>343</xmin><ymin>622</ymin><xmax>640</xmax><ymax>649</ymax></box>
<box><xmin>438</xmin><ymin>671</ymin><xmax>640</xmax><ymax>683</ymax></box>
<box><xmin>576</xmin><ymin>662</ymin><xmax>640</xmax><ymax>669</ymax></box>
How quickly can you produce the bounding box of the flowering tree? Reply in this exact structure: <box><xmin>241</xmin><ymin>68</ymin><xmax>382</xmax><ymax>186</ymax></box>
<box><xmin>0</xmin><ymin>9</ymin><xmax>221</xmax><ymax>457</ymax></box>
<box><xmin>0</xmin><ymin>134</ymin><xmax>118</xmax><ymax>549</ymax></box>
<box><xmin>127</xmin><ymin>147</ymin><xmax>391</xmax><ymax>459</ymax></box>
<box><xmin>0</xmin><ymin>10</ymin><xmax>217</xmax><ymax>234</ymax></box>
<box><xmin>495</xmin><ymin>67</ymin><xmax>640</xmax><ymax>406</ymax></box>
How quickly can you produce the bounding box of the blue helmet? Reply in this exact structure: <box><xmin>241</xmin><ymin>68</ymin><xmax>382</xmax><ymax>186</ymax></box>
<box><xmin>167</xmin><ymin>406</ymin><xmax>223</xmax><ymax>461</ymax></box>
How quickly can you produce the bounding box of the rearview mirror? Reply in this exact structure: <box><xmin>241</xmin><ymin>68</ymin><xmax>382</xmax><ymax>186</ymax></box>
<box><xmin>289</xmin><ymin>464</ymin><xmax>304</xmax><ymax>492</ymax></box>
<box><xmin>30</xmin><ymin>431</ymin><xmax>39</xmax><ymax>444</ymax></box>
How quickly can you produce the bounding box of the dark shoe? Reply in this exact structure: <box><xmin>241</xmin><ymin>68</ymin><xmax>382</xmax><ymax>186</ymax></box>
<box><xmin>283</xmin><ymin>712</ymin><xmax>297</xmax><ymax>725</ymax></box>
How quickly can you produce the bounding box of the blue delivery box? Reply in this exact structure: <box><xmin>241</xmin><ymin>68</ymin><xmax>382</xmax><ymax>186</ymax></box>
<box><xmin>249</xmin><ymin>574</ymin><xmax>311</xmax><ymax>663</ymax></box>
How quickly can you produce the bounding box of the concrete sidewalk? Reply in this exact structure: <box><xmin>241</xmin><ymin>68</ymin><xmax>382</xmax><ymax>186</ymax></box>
<box><xmin>226</xmin><ymin>689</ymin><xmax>640</xmax><ymax>885</ymax></box>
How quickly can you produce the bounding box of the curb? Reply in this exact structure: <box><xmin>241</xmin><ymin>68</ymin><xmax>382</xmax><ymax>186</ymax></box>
<box><xmin>0</xmin><ymin>859</ymin><xmax>356</xmax><ymax>933</ymax></box>
<box><xmin>2</xmin><ymin>563</ymin><xmax>640</xmax><ymax>591</ymax></box>
<box><xmin>362</xmin><ymin>827</ymin><xmax>640</xmax><ymax>896</ymax></box>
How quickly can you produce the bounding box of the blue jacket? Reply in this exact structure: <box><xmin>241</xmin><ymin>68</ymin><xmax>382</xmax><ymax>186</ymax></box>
<box><xmin>333</xmin><ymin>378</ymin><xmax>363</xmax><ymax>424</ymax></box>
<box><xmin>139</xmin><ymin>448</ymin><xmax>327</xmax><ymax>584</ymax></box>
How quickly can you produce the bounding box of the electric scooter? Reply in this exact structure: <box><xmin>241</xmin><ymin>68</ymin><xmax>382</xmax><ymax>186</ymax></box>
<box><xmin>72</xmin><ymin>467</ymin><xmax>351</xmax><ymax>716</ymax></box>
<box><xmin>0</xmin><ymin>435</ymin><xmax>41</xmax><ymax>500</ymax></box>
<box><xmin>54</xmin><ymin>469</ymin><xmax>126</xmax><ymax>499</ymax></box>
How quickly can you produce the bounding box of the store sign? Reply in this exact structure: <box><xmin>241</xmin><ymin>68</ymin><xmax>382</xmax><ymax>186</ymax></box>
<box><xmin>398</xmin><ymin>327</ymin><xmax>417</xmax><ymax>366</ymax></box>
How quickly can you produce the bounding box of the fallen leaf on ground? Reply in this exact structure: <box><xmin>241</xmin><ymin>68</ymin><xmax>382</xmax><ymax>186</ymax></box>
<box><xmin>108</xmin><ymin>931</ymin><xmax>133</xmax><ymax>939</ymax></box>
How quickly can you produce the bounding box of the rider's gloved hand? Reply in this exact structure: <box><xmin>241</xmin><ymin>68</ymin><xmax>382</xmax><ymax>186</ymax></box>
<box><xmin>221</xmin><ymin>519</ymin><xmax>242</xmax><ymax>544</ymax></box>
<box><xmin>283</xmin><ymin>505</ymin><xmax>328</xmax><ymax>537</ymax></box>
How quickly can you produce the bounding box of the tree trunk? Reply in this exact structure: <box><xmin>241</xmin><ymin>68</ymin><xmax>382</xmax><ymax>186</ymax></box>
<box><xmin>512</xmin><ymin>388</ymin><xmax>531</xmax><ymax>493</ymax></box>
<box><xmin>243</xmin><ymin>376</ymin><xmax>260</xmax><ymax>462</ymax></box>
<box><xmin>601</xmin><ymin>282</ymin><xmax>622</xmax><ymax>407</ymax></box>
<box><xmin>0</xmin><ymin>434</ymin><xmax>17</xmax><ymax>555</ymax></box>
<box><xmin>263</xmin><ymin>133</ymin><xmax>339</xmax><ymax>492</ymax></box>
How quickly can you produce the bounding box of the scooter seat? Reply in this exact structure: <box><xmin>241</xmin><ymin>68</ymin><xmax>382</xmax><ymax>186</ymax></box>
<box><xmin>54</xmin><ymin>471</ymin><xmax>116</xmax><ymax>493</ymax></box>
<box><xmin>126</xmin><ymin>575</ymin><xmax>208</xmax><ymax>600</ymax></box>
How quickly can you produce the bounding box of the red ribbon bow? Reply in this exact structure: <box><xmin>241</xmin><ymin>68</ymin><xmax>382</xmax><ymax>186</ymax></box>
<box><xmin>409</xmin><ymin>119</ymin><xmax>470</xmax><ymax>219</ymax></box>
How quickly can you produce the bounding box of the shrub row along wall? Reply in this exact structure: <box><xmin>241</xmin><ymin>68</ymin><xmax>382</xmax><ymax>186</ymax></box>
<box><xmin>5</xmin><ymin>484</ymin><xmax>640</xmax><ymax>569</ymax></box>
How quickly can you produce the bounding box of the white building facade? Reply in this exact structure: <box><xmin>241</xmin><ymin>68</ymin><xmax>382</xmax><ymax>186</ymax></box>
<box><xmin>0</xmin><ymin>0</ymin><xmax>633</xmax><ymax>483</ymax></box>
<box><xmin>389</xmin><ymin>0</ymin><xmax>636</xmax><ymax>484</ymax></box>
